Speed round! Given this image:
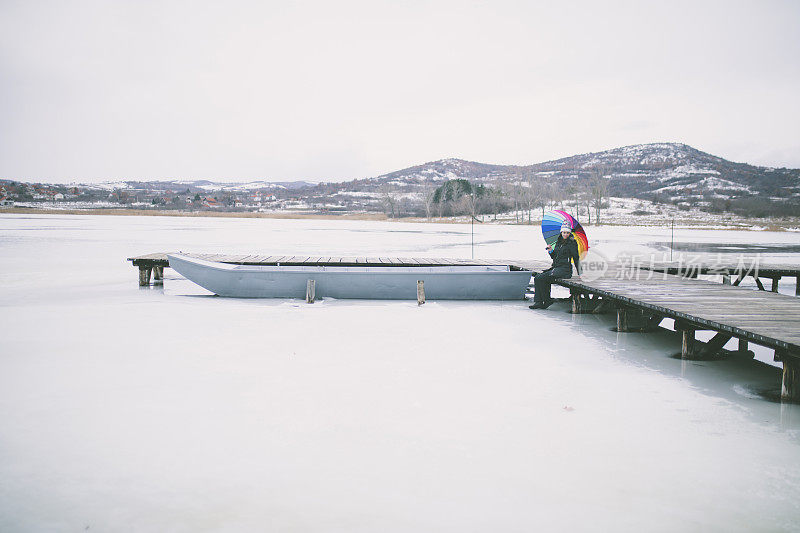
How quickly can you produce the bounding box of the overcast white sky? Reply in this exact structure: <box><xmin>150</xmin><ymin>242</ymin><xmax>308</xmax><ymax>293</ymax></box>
<box><xmin>1</xmin><ymin>0</ymin><xmax>799</xmax><ymax>183</ymax></box>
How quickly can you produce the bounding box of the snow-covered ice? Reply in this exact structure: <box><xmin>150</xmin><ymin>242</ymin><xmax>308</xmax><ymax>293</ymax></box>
<box><xmin>1</xmin><ymin>214</ymin><xmax>800</xmax><ymax>531</ymax></box>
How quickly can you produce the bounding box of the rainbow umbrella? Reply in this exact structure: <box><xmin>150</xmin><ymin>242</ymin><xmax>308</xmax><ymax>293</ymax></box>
<box><xmin>541</xmin><ymin>210</ymin><xmax>589</xmax><ymax>259</ymax></box>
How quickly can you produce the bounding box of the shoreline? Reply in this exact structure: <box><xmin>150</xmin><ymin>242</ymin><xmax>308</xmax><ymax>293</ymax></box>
<box><xmin>0</xmin><ymin>206</ymin><xmax>390</xmax><ymax>221</ymax></box>
<box><xmin>1</xmin><ymin>206</ymin><xmax>797</xmax><ymax>231</ymax></box>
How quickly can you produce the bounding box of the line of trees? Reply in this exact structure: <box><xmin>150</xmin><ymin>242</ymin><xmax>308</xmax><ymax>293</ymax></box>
<box><xmin>491</xmin><ymin>172</ymin><xmax>610</xmax><ymax>224</ymax></box>
<box><xmin>383</xmin><ymin>173</ymin><xmax>611</xmax><ymax>223</ymax></box>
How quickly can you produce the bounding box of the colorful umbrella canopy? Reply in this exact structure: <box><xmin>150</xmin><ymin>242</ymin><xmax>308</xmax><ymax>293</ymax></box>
<box><xmin>541</xmin><ymin>210</ymin><xmax>589</xmax><ymax>259</ymax></box>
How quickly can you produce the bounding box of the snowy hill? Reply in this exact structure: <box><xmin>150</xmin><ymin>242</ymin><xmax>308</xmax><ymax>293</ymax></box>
<box><xmin>532</xmin><ymin>143</ymin><xmax>797</xmax><ymax>202</ymax></box>
<box><xmin>375</xmin><ymin>158</ymin><xmax>518</xmax><ymax>185</ymax></box>
<box><xmin>370</xmin><ymin>143</ymin><xmax>800</xmax><ymax>213</ymax></box>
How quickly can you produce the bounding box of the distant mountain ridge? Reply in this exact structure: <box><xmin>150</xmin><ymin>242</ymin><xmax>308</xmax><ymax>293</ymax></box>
<box><xmin>3</xmin><ymin>143</ymin><xmax>798</xmax><ymax>217</ymax></box>
<box><xmin>34</xmin><ymin>143</ymin><xmax>800</xmax><ymax>202</ymax></box>
<box><xmin>372</xmin><ymin>143</ymin><xmax>800</xmax><ymax>209</ymax></box>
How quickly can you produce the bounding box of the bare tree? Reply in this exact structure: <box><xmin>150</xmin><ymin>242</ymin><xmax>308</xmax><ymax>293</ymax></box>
<box><xmin>379</xmin><ymin>183</ymin><xmax>398</xmax><ymax>218</ymax></box>
<box><xmin>421</xmin><ymin>184</ymin><xmax>437</xmax><ymax>220</ymax></box>
<box><xmin>590</xmin><ymin>169</ymin><xmax>609</xmax><ymax>224</ymax></box>
<box><xmin>550</xmin><ymin>181</ymin><xmax>563</xmax><ymax>211</ymax></box>
<box><xmin>523</xmin><ymin>174</ymin><xmax>537</xmax><ymax>223</ymax></box>
<box><xmin>579</xmin><ymin>182</ymin><xmax>593</xmax><ymax>224</ymax></box>
<box><xmin>456</xmin><ymin>194</ymin><xmax>472</xmax><ymax>220</ymax></box>
<box><xmin>525</xmin><ymin>176</ymin><xmax>549</xmax><ymax>218</ymax></box>
<box><xmin>512</xmin><ymin>181</ymin><xmax>526</xmax><ymax>223</ymax></box>
<box><xmin>483</xmin><ymin>185</ymin><xmax>505</xmax><ymax>221</ymax></box>
<box><xmin>565</xmin><ymin>184</ymin><xmax>579</xmax><ymax>220</ymax></box>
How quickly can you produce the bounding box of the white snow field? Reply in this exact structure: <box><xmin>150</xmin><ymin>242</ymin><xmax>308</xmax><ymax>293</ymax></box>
<box><xmin>1</xmin><ymin>214</ymin><xmax>800</xmax><ymax>532</ymax></box>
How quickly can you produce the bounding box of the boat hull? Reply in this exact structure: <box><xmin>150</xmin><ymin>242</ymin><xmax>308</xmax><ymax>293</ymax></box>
<box><xmin>167</xmin><ymin>254</ymin><xmax>531</xmax><ymax>300</ymax></box>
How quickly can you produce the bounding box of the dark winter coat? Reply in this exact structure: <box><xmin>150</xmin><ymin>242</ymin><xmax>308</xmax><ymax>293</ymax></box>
<box><xmin>547</xmin><ymin>234</ymin><xmax>580</xmax><ymax>275</ymax></box>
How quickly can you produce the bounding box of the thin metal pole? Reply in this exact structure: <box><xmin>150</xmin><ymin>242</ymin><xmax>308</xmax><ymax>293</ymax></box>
<box><xmin>670</xmin><ymin>218</ymin><xmax>674</xmax><ymax>262</ymax></box>
<box><xmin>471</xmin><ymin>213</ymin><xmax>474</xmax><ymax>259</ymax></box>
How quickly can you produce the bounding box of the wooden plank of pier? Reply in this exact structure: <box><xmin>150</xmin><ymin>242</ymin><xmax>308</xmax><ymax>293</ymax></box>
<box><xmin>644</xmin><ymin>261</ymin><xmax>800</xmax><ymax>277</ymax></box>
<box><xmin>641</xmin><ymin>261</ymin><xmax>800</xmax><ymax>295</ymax></box>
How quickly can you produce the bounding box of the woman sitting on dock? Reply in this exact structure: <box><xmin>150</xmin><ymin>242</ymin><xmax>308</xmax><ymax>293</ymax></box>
<box><xmin>530</xmin><ymin>222</ymin><xmax>581</xmax><ymax>309</ymax></box>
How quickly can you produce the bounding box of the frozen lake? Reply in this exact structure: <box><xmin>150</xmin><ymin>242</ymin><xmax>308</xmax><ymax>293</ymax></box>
<box><xmin>1</xmin><ymin>214</ymin><xmax>800</xmax><ymax>531</ymax></box>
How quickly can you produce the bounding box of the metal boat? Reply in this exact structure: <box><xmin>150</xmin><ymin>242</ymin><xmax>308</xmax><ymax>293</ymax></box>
<box><xmin>167</xmin><ymin>254</ymin><xmax>531</xmax><ymax>300</ymax></box>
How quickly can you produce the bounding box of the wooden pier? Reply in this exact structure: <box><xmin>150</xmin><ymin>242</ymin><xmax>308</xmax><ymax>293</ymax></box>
<box><xmin>128</xmin><ymin>252</ymin><xmax>800</xmax><ymax>401</ymax></box>
<box><xmin>546</xmin><ymin>268</ymin><xmax>800</xmax><ymax>402</ymax></box>
<box><xmin>640</xmin><ymin>261</ymin><xmax>800</xmax><ymax>295</ymax></box>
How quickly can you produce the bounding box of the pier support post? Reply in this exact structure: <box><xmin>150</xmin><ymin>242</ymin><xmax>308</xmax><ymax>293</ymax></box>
<box><xmin>306</xmin><ymin>279</ymin><xmax>315</xmax><ymax>303</ymax></box>
<box><xmin>616</xmin><ymin>308</ymin><xmax>625</xmax><ymax>331</ymax></box>
<box><xmin>570</xmin><ymin>292</ymin><xmax>609</xmax><ymax>314</ymax></box>
<box><xmin>738</xmin><ymin>339</ymin><xmax>751</xmax><ymax>357</ymax></box>
<box><xmin>417</xmin><ymin>280</ymin><xmax>425</xmax><ymax>305</ymax></box>
<box><xmin>776</xmin><ymin>351</ymin><xmax>800</xmax><ymax>402</ymax></box>
<box><xmin>698</xmin><ymin>332</ymin><xmax>732</xmax><ymax>359</ymax></box>
<box><xmin>771</xmin><ymin>277</ymin><xmax>780</xmax><ymax>293</ymax></box>
<box><xmin>674</xmin><ymin>322</ymin><xmax>747</xmax><ymax>360</ymax></box>
<box><xmin>138</xmin><ymin>266</ymin><xmax>152</xmax><ymax>286</ymax></box>
<box><xmin>571</xmin><ymin>291</ymin><xmax>582</xmax><ymax>314</ymax></box>
<box><xmin>722</xmin><ymin>274</ymin><xmax>731</xmax><ymax>285</ymax></box>
<box><xmin>681</xmin><ymin>328</ymin><xmax>696</xmax><ymax>359</ymax></box>
<box><xmin>616</xmin><ymin>308</ymin><xmax>661</xmax><ymax>332</ymax></box>
<box><xmin>796</xmin><ymin>276</ymin><xmax>800</xmax><ymax>297</ymax></box>
<box><xmin>153</xmin><ymin>266</ymin><xmax>164</xmax><ymax>285</ymax></box>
